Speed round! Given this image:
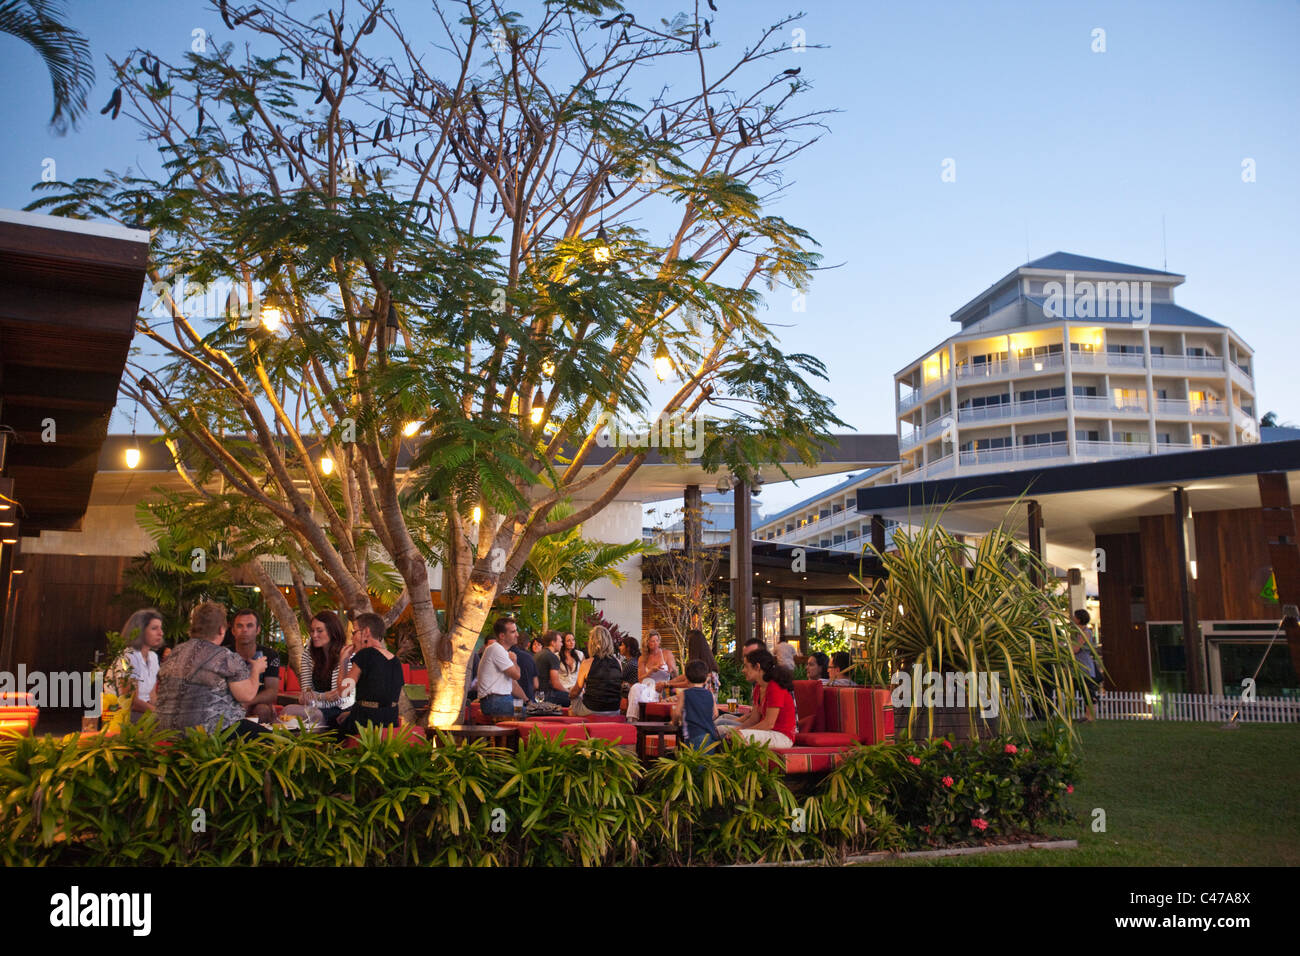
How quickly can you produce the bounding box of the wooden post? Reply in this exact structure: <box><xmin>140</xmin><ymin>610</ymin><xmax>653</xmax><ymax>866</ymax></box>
<box><xmin>1027</xmin><ymin>499</ymin><xmax>1045</xmax><ymax>588</ymax></box>
<box><xmin>0</xmin><ymin>476</ymin><xmax>14</xmax><ymax>672</ymax></box>
<box><xmin>1257</xmin><ymin>472</ymin><xmax>1300</xmax><ymax>680</ymax></box>
<box><xmin>731</xmin><ymin>481</ymin><xmax>753</xmax><ymax>655</ymax></box>
<box><xmin>684</xmin><ymin>484</ymin><xmax>702</xmax><ymax>555</ymax></box>
<box><xmin>871</xmin><ymin>514</ymin><xmax>886</xmax><ymax>554</ymax></box>
<box><xmin>1172</xmin><ymin>486</ymin><xmax>1204</xmax><ymax>694</ymax></box>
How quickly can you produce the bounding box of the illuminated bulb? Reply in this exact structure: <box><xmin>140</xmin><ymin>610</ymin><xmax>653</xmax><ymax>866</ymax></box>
<box><xmin>253</xmin><ymin>586</ymin><xmax>261</xmax><ymax>593</ymax></box>
<box><xmin>471</xmin><ymin>505</ymin><xmax>482</xmax><ymax>524</ymax></box>
<box><xmin>654</xmin><ymin>342</ymin><xmax>672</xmax><ymax>382</ymax></box>
<box><xmin>260</xmin><ymin>306</ymin><xmax>284</xmax><ymax>332</ymax></box>
<box><xmin>592</xmin><ymin>245</ymin><xmax>611</xmax><ymax>264</ymax></box>
<box><xmin>530</xmin><ymin>387</ymin><xmax>545</xmax><ymax>425</ymax></box>
<box><xmin>10</xmin><ymin>568</ymin><xmax>21</xmax><ymax>574</ymax></box>
<box><xmin>402</xmin><ymin>421</ymin><xmax>421</xmax><ymax>437</ymax></box>
<box><xmin>319</xmin><ymin>456</ymin><xmax>334</xmax><ymax>476</ymax></box>
<box><xmin>125</xmin><ymin>447</ymin><xmax>141</xmax><ymax>469</ymax></box>
<box><xmin>1</xmin><ymin>535</ymin><xmax>16</xmax><ymax>545</ymax></box>
<box><xmin>541</xmin><ymin>359</ymin><xmax>555</xmax><ymax>377</ymax></box>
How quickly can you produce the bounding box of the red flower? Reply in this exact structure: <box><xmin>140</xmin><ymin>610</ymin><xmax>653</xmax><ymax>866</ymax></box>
<box><xmin>1066</xmin><ymin>784</ymin><xmax>1074</xmax><ymax>794</ymax></box>
<box><xmin>1004</xmin><ymin>744</ymin><xmax>1018</xmax><ymax>754</ymax></box>
<box><xmin>940</xmin><ymin>739</ymin><xmax>953</xmax><ymax>750</ymax></box>
<box><xmin>942</xmin><ymin>775</ymin><xmax>954</xmax><ymax>788</ymax></box>
<box><xmin>907</xmin><ymin>755</ymin><xmax>922</xmax><ymax>766</ymax></box>
<box><xmin>971</xmin><ymin>818</ymin><xmax>988</xmax><ymax>831</ymax></box>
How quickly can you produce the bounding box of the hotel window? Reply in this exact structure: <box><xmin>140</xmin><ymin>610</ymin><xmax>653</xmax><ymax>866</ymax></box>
<box><xmin>819</xmin><ymin>539</ymin><xmax>831</xmax><ymax>548</ymax></box>
<box><xmin>1072</xmin><ymin>385</ymin><xmax>1098</xmax><ymax>397</ymax></box>
<box><xmin>1017</xmin><ymin>344</ymin><xmax>1063</xmax><ymax>359</ymax></box>
<box><xmin>833</xmin><ymin>534</ymin><xmax>845</xmax><ymax>547</ymax></box>
<box><xmin>1069</xmin><ymin>342</ymin><xmax>1099</xmax><ymax>354</ymax></box>
<box><xmin>1193</xmin><ymin>433</ymin><xmax>1219</xmax><ymax>448</ymax></box>
<box><xmin>1115</xmin><ymin>431</ymin><xmax>1148</xmax><ymax>444</ymax></box>
<box><xmin>1107</xmin><ymin>344</ymin><xmax>1143</xmax><ymax>354</ymax></box>
<box><xmin>786</xmin><ymin>523</ymin><xmax>794</xmax><ymax>533</ymax></box>
<box><xmin>1112</xmin><ymin>387</ymin><xmax>1146</xmax><ymax>411</ymax></box>
<box><xmin>960</xmin><ymin>436</ymin><xmax>1012</xmax><ymax>452</ymax></box>
<box><xmin>846</xmin><ymin>528</ymin><xmax>859</xmax><ymax>541</ymax></box>
<box><xmin>1076</xmin><ymin>429</ymin><xmax>1100</xmax><ymax>442</ymax></box>
<box><xmin>1156</xmin><ymin>433</ymin><xmax>1172</xmax><ymax>444</ymax></box>
<box><xmin>1020</xmin><ymin>431</ymin><xmax>1067</xmax><ymax>446</ymax></box>
<box><xmin>1187</xmin><ymin>347</ymin><xmax>1206</xmax><ymax>357</ymax></box>
<box><xmin>819</xmin><ymin>508</ymin><xmax>830</xmax><ymax>520</ymax></box>
<box><xmin>1018</xmin><ymin>386</ymin><xmax>1066</xmax><ymax>402</ymax></box>
<box><xmin>960</xmin><ymin>392</ymin><xmax>1011</xmax><ymax>409</ymax></box>
<box><xmin>970</xmin><ymin>351</ymin><xmax>1009</xmax><ymax>367</ymax></box>
<box><xmin>832</xmin><ymin>503</ymin><xmax>842</xmax><ymax>515</ymax></box>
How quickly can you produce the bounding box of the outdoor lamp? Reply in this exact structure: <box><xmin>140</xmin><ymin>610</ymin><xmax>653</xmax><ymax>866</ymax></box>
<box><xmin>542</xmin><ymin>358</ymin><xmax>556</xmax><ymax>377</ymax></box>
<box><xmin>593</xmin><ymin>222</ymin><xmax>611</xmax><ymax>263</ymax></box>
<box><xmin>654</xmin><ymin>342</ymin><xmax>672</xmax><ymax>382</ymax></box>
<box><xmin>125</xmin><ymin>446</ymin><xmax>141</xmax><ymax>469</ymax></box>
<box><xmin>715</xmin><ymin>473</ymin><xmax>732</xmax><ymax>495</ymax></box>
<box><xmin>402</xmin><ymin>421</ymin><xmax>421</xmax><ymax>437</ymax></box>
<box><xmin>530</xmin><ymin>387</ymin><xmax>546</xmax><ymax>425</ymax></box>
<box><xmin>319</xmin><ymin>455</ymin><xmax>334</xmax><ymax>475</ymax></box>
<box><xmin>387</xmin><ymin>301</ymin><xmax>400</xmax><ymax>331</ymax></box>
<box><xmin>472</xmin><ymin>505</ymin><xmax>482</xmax><ymax>524</ymax></box>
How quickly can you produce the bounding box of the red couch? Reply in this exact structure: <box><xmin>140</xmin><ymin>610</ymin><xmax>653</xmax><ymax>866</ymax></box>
<box><xmin>0</xmin><ymin>692</ymin><xmax>38</xmax><ymax>735</ymax></box>
<box><xmin>498</xmin><ymin>719</ymin><xmax>636</xmax><ymax>746</ymax></box>
<box><xmin>773</xmin><ymin>681</ymin><xmax>896</xmax><ymax>774</ymax></box>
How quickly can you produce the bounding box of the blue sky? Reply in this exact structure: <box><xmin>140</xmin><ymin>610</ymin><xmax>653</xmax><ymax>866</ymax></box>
<box><xmin>2</xmin><ymin>0</ymin><xmax>1296</xmax><ymax>516</ymax></box>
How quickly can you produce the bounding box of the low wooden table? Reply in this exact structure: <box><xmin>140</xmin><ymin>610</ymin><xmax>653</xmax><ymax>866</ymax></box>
<box><xmin>631</xmin><ymin>720</ymin><xmax>678</xmax><ymax>761</ymax></box>
<box><xmin>440</xmin><ymin>724</ymin><xmax>518</xmax><ymax>749</ymax></box>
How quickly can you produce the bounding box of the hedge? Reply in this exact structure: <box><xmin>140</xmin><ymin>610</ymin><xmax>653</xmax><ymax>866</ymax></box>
<box><xmin>0</xmin><ymin>722</ymin><xmax>1078</xmax><ymax>865</ymax></box>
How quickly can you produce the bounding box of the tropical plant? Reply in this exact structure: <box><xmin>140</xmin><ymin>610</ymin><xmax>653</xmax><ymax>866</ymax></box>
<box><xmin>853</xmin><ymin>506</ymin><xmax>1090</xmax><ymax>739</ymax></box>
<box><xmin>804</xmin><ymin>620</ymin><xmax>849</xmax><ymax>654</ymax></box>
<box><xmin>0</xmin><ymin>0</ymin><xmax>94</xmax><ymax>132</ymax></box>
<box><xmin>565</xmin><ymin>538</ymin><xmax>656</xmax><ymax>634</ymax></box>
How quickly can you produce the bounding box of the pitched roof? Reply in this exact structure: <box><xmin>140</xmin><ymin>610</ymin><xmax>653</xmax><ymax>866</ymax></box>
<box><xmin>1021</xmin><ymin>252</ymin><xmax>1182</xmax><ymax>277</ymax></box>
<box><xmin>1014</xmin><ymin>297</ymin><xmax>1226</xmax><ymax>331</ymax></box>
<box><xmin>756</xmin><ymin>466</ymin><xmax>894</xmax><ymax>529</ymax></box>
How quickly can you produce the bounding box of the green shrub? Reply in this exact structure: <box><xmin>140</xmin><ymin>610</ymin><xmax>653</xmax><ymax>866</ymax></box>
<box><xmin>0</xmin><ymin>722</ymin><xmax>1078</xmax><ymax>865</ymax></box>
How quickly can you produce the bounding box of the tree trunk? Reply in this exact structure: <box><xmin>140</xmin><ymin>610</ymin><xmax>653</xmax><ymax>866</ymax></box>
<box><xmin>428</xmin><ymin>574</ymin><xmax>498</xmax><ymax>728</ymax></box>
<box><xmin>244</xmin><ymin>559</ymin><xmax>304</xmax><ymax>674</ymax></box>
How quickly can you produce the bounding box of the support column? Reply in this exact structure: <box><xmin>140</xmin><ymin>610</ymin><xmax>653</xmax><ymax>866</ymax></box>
<box><xmin>0</xmin><ymin>476</ymin><xmax>14</xmax><ymax>672</ymax></box>
<box><xmin>1027</xmin><ymin>499</ymin><xmax>1045</xmax><ymax>588</ymax></box>
<box><xmin>1258</xmin><ymin>472</ymin><xmax>1300</xmax><ymax>680</ymax></box>
<box><xmin>871</xmin><ymin>514</ymin><xmax>886</xmax><ymax>555</ymax></box>
<box><xmin>1173</xmin><ymin>486</ymin><xmax>1204</xmax><ymax>693</ymax></box>
<box><xmin>684</xmin><ymin>484</ymin><xmax>703</xmax><ymax>632</ymax></box>
<box><xmin>731</xmin><ymin>481</ymin><xmax>753</xmax><ymax>655</ymax></box>
<box><xmin>1063</xmin><ymin>324</ymin><xmax>1077</xmax><ymax>458</ymax></box>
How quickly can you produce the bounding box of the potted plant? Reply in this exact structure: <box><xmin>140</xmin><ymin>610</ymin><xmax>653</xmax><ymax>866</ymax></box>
<box><xmin>853</xmin><ymin>506</ymin><xmax>1088</xmax><ymax>741</ymax></box>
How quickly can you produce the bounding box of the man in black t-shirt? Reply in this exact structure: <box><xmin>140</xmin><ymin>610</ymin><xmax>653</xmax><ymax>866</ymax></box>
<box><xmin>230</xmin><ymin>608</ymin><xmax>280</xmax><ymax>722</ymax></box>
<box><xmin>533</xmin><ymin>630</ymin><xmax>569</xmax><ymax>706</ymax></box>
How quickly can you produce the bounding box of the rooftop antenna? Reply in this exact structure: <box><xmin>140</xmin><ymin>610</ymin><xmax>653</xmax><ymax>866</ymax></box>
<box><xmin>1161</xmin><ymin>215</ymin><xmax>1167</xmax><ymax>271</ymax></box>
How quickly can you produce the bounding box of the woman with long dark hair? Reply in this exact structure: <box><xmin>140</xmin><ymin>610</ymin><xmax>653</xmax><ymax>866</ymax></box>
<box><xmin>669</xmin><ymin>629</ymin><xmax>719</xmax><ymax>696</ymax></box>
<box><xmin>279</xmin><ymin>610</ymin><xmax>354</xmax><ymax>726</ymax></box>
<box><xmin>557</xmin><ymin>638</ymin><xmax>582</xmax><ymax>694</ymax></box>
<box><xmin>721</xmin><ymin>648</ymin><xmax>797</xmax><ymax>749</ymax></box>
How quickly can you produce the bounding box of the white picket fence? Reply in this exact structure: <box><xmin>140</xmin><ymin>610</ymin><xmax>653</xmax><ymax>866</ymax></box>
<box><xmin>1050</xmin><ymin>690</ymin><xmax>1300</xmax><ymax>724</ymax></box>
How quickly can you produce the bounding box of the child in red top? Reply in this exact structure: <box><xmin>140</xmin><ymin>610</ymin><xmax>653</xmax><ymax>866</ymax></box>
<box><xmin>721</xmin><ymin>647</ymin><xmax>797</xmax><ymax>749</ymax></box>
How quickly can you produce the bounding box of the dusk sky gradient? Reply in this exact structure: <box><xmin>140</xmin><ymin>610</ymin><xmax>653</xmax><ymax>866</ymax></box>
<box><xmin>1</xmin><ymin>0</ymin><xmax>1296</xmax><ymax>516</ymax></box>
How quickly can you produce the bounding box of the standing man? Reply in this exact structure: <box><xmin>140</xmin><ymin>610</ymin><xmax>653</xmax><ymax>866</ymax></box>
<box><xmin>533</xmin><ymin>630</ymin><xmax>570</xmax><ymax>706</ymax></box>
<box><xmin>229</xmin><ymin>608</ymin><xmax>281</xmax><ymax>722</ymax></box>
<box><xmin>478</xmin><ymin>617</ymin><xmax>522</xmax><ymax>718</ymax></box>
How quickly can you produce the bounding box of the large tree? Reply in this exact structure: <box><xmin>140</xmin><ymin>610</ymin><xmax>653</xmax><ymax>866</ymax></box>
<box><xmin>34</xmin><ymin>0</ymin><xmax>844</xmax><ymax>726</ymax></box>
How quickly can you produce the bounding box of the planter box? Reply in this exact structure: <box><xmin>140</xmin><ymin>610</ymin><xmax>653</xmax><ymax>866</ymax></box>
<box><xmin>893</xmin><ymin>704</ymin><xmax>999</xmax><ymax>741</ymax></box>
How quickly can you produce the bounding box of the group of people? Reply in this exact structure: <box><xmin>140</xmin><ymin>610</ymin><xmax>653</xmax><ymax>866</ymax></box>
<box><xmin>106</xmin><ymin>602</ymin><xmax>404</xmax><ymax>738</ymax></box>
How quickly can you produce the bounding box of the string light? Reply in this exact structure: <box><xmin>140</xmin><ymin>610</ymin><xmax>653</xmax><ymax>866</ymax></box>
<box><xmin>471</xmin><ymin>505</ymin><xmax>482</xmax><ymax>524</ymax></box>
<box><xmin>654</xmin><ymin>342</ymin><xmax>672</xmax><ymax>382</ymax></box>
<box><xmin>319</xmin><ymin>456</ymin><xmax>334</xmax><ymax>476</ymax></box>
<box><xmin>530</xmin><ymin>387</ymin><xmax>545</xmax><ymax>425</ymax></box>
<box><xmin>593</xmin><ymin>221</ymin><xmax>611</xmax><ymax>263</ymax></box>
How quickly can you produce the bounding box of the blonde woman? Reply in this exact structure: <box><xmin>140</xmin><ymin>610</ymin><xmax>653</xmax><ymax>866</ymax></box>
<box><xmin>569</xmin><ymin>626</ymin><xmax>624</xmax><ymax>717</ymax></box>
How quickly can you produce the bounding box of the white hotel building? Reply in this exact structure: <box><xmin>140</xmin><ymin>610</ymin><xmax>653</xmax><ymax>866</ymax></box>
<box><xmin>757</xmin><ymin>253</ymin><xmax>1259</xmax><ymax>552</ymax></box>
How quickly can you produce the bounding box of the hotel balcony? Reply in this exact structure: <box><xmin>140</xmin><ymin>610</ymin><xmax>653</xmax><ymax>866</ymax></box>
<box><xmin>909</xmin><ymin>438</ymin><xmax>1208</xmax><ymax>479</ymax></box>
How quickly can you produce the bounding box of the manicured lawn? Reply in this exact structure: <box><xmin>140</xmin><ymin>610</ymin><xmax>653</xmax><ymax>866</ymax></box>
<box><xmin>871</xmin><ymin>721</ymin><xmax>1300</xmax><ymax>866</ymax></box>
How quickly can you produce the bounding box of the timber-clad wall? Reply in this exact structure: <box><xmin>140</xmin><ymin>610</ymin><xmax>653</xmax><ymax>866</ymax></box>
<box><xmin>1097</xmin><ymin>506</ymin><xmax>1300</xmax><ymax>692</ymax></box>
<box><xmin>4</xmin><ymin>554</ymin><xmax>131</xmax><ymax>674</ymax></box>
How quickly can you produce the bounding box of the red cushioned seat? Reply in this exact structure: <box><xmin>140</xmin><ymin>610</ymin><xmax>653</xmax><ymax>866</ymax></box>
<box><xmin>407</xmin><ymin>668</ymin><xmax>429</xmax><ymax>688</ymax></box>
<box><xmin>527</xmin><ymin>723</ymin><xmax>582</xmax><ymax>743</ymax></box>
<box><xmin>571</xmin><ymin>714</ymin><xmax>626</xmax><ymax>724</ymax></box>
<box><xmin>821</xmin><ymin>686</ymin><xmax>895</xmax><ymax>744</ymax></box>
<box><xmin>642</xmin><ymin>702</ymin><xmax>672</xmax><ymax>720</ymax></box>
<box><xmin>530</xmin><ymin>715</ymin><xmax>585</xmax><ymax>724</ymax></box>
<box><xmin>792</xmin><ymin>680</ymin><xmax>824</xmax><ymax>734</ymax></box>
<box><xmin>793</xmin><ymin>731</ymin><xmax>856</xmax><ymax>748</ymax></box>
<box><xmin>774</xmin><ymin>746</ymin><xmax>851</xmax><ymax>775</ymax></box>
<box><xmin>467</xmin><ymin>701</ymin><xmax>485</xmax><ymax>724</ymax></box>
<box><xmin>280</xmin><ymin>668</ymin><xmax>301</xmax><ymax>694</ymax></box>
<box><xmin>583</xmin><ymin>723</ymin><xmax>636</xmax><ymax>745</ymax></box>
<box><xmin>642</xmin><ymin>734</ymin><xmax>678</xmax><ymax>757</ymax></box>
<box><xmin>0</xmin><ymin>692</ymin><xmax>35</xmax><ymax>706</ymax></box>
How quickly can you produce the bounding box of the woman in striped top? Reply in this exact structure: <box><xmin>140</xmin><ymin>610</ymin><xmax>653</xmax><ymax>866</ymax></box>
<box><xmin>280</xmin><ymin>611</ymin><xmax>354</xmax><ymax>726</ymax></box>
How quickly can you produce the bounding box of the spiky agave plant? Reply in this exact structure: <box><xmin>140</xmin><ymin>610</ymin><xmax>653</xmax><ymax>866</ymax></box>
<box><xmin>853</xmin><ymin>505</ymin><xmax>1087</xmax><ymax>739</ymax></box>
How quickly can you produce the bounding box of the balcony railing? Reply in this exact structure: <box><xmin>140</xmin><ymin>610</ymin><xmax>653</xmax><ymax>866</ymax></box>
<box><xmin>957</xmin><ymin>396</ymin><xmax>1066</xmax><ymax>423</ymax></box>
<box><xmin>1149</xmin><ymin>354</ymin><xmax>1226</xmax><ymax>373</ymax></box>
<box><xmin>1154</xmin><ymin>398</ymin><xmax>1225</xmax><ymax>417</ymax></box>
<box><xmin>1073</xmin><ymin>395</ymin><xmax>1147</xmax><ymax>415</ymax></box>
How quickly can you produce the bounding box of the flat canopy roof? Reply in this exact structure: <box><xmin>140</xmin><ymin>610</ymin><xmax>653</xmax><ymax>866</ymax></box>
<box><xmin>0</xmin><ymin>210</ymin><xmax>149</xmax><ymax>535</ymax></box>
<box><xmin>90</xmin><ymin>432</ymin><xmax>900</xmax><ymax>508</ymax></box>
<box><xmin>855</xmin><ymin>440</ymin><xmax>1300</xmax><ymax>572</ymax></box>
<box><xmin>646</xmin><ymin>540</ymin><xmax>884</xmax><ymax>605</ymax></box>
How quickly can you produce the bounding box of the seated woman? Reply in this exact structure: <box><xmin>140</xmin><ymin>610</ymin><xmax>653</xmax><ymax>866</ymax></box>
<box><xmin>618</xmin><ymin>635</ymin><xmax>640</xmax><ymax>695</ymax></box>
<box><xmin>637</xmin><ymin>630</ymin><xmax>677</xmax><ymax>688</ymax></box>
<box><xmin>279</xmin><ymin>610</ymin><xmax>354</xmax><ymax>727</ymax></box>
<box><xmin>335</xmin><ymin>612</ymin><xmax>405</xmax><ymax>735</ymax></box>
<box><xmin>826</xmin><ymin>651</ymin><xmax>858</xmax><ymax>687</ymax></box>
<box><xmin>568</xmin><ymin>625</ymin><xmax>624</xmax><ymax>717</ymax></box>
<box><xmin>720</xmin><ymin>648</ymin><xmax>796</xmax><ymax>750</ymax></box>
<box><xmin>105</xmin><ymin>608</ymin><xmax>166</xmax><ymax>726</ymax></box>
<box><xmin>805</xmin><ymin>651</ymin><xmax>830</xmax><ymax>683</ymax></box>
<box><xmin>672</xmin><ymin>660</ymin><xmax>722</xmax><ymax>751</ymax></box>
<box><xmin>558</xmin><ymin>640</ymin><xmax>582</xmax><ymax>696</ymax></box>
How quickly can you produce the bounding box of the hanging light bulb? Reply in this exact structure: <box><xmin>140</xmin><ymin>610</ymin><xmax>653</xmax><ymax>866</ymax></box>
<box><xmin>541</xmin><ymin>358</ymin><xmax>555</xmax><ymax>377</ymax></box>
<box><xmin>319</xmin><ymin>455</ymin><xmax>334</xmax><ymax>476</ymax></box>
<box><xmin>593</xmin><ymin>221</ymin><xmax>611</xmax><ymax>263</ymax></box>
<box><xmin>260</xmin><ymin>301</ymin><xmax>284</xmax><ymax>332</ymax></box>
<box><xmin>402</xmin><ymin>420</ymin><xmax>421</xmax><ymax>437</ymax></box>
<box><xmin>530</xmin><ymin>387</ymin><xmax>545</xmax><ymax>425</ymax></box>
<box><xmin>125</xmin><ymin>401</ymin><xmax>141</xmax><ymax>469</ymax></box>
<box><xmin>387</xmin><ymin>301</ymin><xmax>400</xmax><ymax>331</ymax></box>
<box><xmin>125</xmin><ymin>447</ymin><xmax>141</xmax><ymax>469</ymax></box>
<box><xmin>471</xmin><ymin>505</ymin><xmax>482</xmax><ymax>524</ymax></box>
<box><xmin>654</xmin><ymin>342</ymin><xmax>673</xmax><ymax>382</ymax></box>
